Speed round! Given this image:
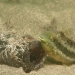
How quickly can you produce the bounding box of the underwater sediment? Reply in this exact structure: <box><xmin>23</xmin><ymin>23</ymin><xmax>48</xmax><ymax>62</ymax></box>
<box><xmin>0</xmin><ymin>33</ymin><xmax>45</xmax><ymax>73</ymax></box>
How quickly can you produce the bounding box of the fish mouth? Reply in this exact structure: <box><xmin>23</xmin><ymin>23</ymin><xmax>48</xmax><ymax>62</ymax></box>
<box><xmin>39</xmin><ymin>36</ymin><xmax>46</xmax><ymax>42</ymax></box>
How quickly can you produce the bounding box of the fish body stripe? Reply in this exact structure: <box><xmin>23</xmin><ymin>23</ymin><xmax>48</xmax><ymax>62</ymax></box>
<box><xmin>53</xmin><ymin>38</ymin><xmax>75</xmax><ymax>59</ymax></box>
<box><xmin>59</xmin><ymin>32</ymin><xmax>75</xmax><ymax>48</ymax></box>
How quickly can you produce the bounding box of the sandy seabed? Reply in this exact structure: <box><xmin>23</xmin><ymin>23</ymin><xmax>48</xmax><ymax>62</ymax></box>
<box><xmin>0</xmin><ymin>0</ymin><xmax>75</xmax><ymax>75</ymax></box>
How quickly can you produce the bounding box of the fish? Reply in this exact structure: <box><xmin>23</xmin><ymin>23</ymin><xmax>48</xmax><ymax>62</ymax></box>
<box><xmin>40</xmin><ymin>31</ymin><xmax>75</xmax><ymax>64</ymax></box>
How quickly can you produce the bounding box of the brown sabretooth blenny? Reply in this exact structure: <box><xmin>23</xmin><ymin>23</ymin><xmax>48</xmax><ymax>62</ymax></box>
<box><xmin>0</xmin><ymin>33</ymin><xmax>45</xmax><ymax>73</ymax></box>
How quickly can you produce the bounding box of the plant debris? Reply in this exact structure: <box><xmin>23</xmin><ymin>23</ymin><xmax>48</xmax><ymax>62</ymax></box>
<box><xmin>0</xmin><ymin>33</ymin><xmax>45</xmax><ymax>73</ymax></box>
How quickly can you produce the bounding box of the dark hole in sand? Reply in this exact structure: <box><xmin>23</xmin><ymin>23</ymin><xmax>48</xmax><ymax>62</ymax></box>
<box><xmin>29</xmin><ymin>41</ymin><xmax>45</xmax><ymax>65</ymax></box>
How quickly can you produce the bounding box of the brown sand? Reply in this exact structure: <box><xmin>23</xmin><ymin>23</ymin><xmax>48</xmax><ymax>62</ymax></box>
<box><xmin>0</xmin><ymin>0</ymin><xmax>75</xmax><ymax>75</ymax></box>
